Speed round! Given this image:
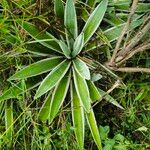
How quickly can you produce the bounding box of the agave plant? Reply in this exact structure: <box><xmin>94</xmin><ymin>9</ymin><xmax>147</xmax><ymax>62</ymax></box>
<box><xmin>3</xmin><ymin>0</ymin><xmax>108</xmax><ymax>149</ymax></box>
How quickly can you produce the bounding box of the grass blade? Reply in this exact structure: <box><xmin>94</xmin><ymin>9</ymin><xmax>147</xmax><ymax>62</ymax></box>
<box><xmin>104</xmin><ymin>19</ymin><xmax>143</xmax><ymax>43</ymax></box>
<box><xmin>38</xmin><ymin>93</ymin><xmax>52</xmax><ymax>121</ymax></box>
<box><xmin>111</xmin><ymin>2</ymin><xmax>150</xmax><ymax>13</ymax></box>
<box><xmin>82</xmin><ymin>0</ymin><xmax>108</xmax><ymax>44</ymax></box>
<box><xmin>72</xmin><ymin>68</ymin><xmax>91</xmax><ymax>112</ymax></box>
<box><xmin>49</xmin><ymin>72</ymin><xmax>71</xmax><ymax>123</ymax></box>
<box><xmin>71</xmin><ymin>81</ymin><xmax>85</xmax><ymax>150</ymax></box>
<box><xmin>9</xmin><ymin>57</ymin><xmax>63</xmax><ymax>80</ymax></box>
<box><xmin>0</xmin><ymin>80</ymin><xmax>40</xmax><ymax>102</ymax></box>
<box><xmin>35</xmin><ymin>60</ymin><xmax>71</xmax><ymax>99</ymax></box>
<box><xmin>86</xmin><ymin>110</ymin><xmax>102</xmax><ymax>150</ymax></box>
<box><xmin>73</xmin><ymin>57</ymin><xmax>90</xmax><ymax>80</ymax></box>
<box><xmin>0</xmin><ymin>83</ymin><xmax>23</xmax><ymax>102</ymax></box>
<box><xmin>86</xmin><ymin>0</ymin><xmax>95</xmax><ymax>7</ymax></box>
<box><xmin>25</xmin><ymin>42</ymin><xmax>56</xmax><ymax>56</ymax></box>
<box><xmin>5</xmin><ymin>101</ymin><xmax>13</xmax><ymax>144</ymax></box>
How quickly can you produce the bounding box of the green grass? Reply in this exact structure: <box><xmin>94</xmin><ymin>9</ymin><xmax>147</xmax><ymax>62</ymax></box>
<box><xmin>0</xmin><ymin>0</ymin><xmax>150</xmax><ymax>149</ymax></box>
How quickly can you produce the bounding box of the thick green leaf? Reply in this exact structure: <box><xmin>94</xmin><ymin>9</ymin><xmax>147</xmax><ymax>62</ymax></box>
<box><xmin>72</xmin><ymin>33</ymin><xmax>84</xmax><ymax>57</ymax></box>
<box><xmin>58</xmin><ymin>40</ymin><xmax>71</xmax><ymax>58</ymax></box>
<box><xmin>38</xmin><ymin>94</ymin><xmax>52</xmax><ymax>121</ymax></box>
<box><xmin>87</xmin><ymin>80</ymin><xmax>101</xmax><ymax>102</ymax></box>
<box><xmin>99</xmin><ymin>89</ymin><xmax>124</xmax><ymax>109</ymax></box>
<box><xmin>0</xmin><ymin>83</ymin><xmax>23</xmax><ymax>102</ymax></box>
<box><xmin>54</xmin><ymin>0</ymin><xmax>64</xmax><ymax>19</ymax></box>
<box><xmin>82</xmin><ymin>0</ymin><xmax>108</xmax><ymax>44</ymax></box>
<box><xmin>85</xmin><ymin>18</ymin><xmax>143</xmax><ymax>51</ymax></box>
<box><xmin>17</xmin><ymin>20</ymin><xmax>62</xmax><ymax>53</ymax></box>
<box><xmin>5</xmin><ymin>101</ymin><xmax>13</xmax><ymax>142</ymax></box>
<box><xmin>73</xmin><ymin>58</ymin><xmax>90</xmax><ymax>80</ymax></box>
<box><xmin>26</xmin><ymin>43</ymin><xmax>55</xmax><ymax>56</ymax></box>
<box><xmin>35</xmin><ymin>60</ymin><xmax>71</xmax><ymax>99</ymax></box>
<box><xmin>9</xmin><ymin>57</ymin><xmax>63</xmax><ymax>80</ymax></box>
<box><xmin>49</xmin><ymin>72</ymin><xmax>71</xmax><ymax>123</ymax></box>
<box><xmin>86</xmin><ymin>110</ymin><xmax>102</xmax><ymax>150</ymax></box>
<box><xmin>71</xmin><ymin>82</ymin><xmax>85</xmax><ymax>150</ymax></box>
<box><xmin>73</xmin><ymin>68</ymin><xmax>91</xmax><ymax>112</ymax></box>
<box><xmin>64</xmin><ymin>0</ymin><xmax>78</xmax><ymax>39</ymax></box>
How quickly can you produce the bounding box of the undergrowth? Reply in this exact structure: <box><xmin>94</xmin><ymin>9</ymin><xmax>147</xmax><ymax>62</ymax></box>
<box><xmin>0</xmin><ymin>0</ymin><xmax>150</xmax><ymax>149</ymax></box>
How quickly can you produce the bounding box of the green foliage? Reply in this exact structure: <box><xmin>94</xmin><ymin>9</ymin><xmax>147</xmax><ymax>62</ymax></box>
<box><xmin>0</xmin><ymin>0</ymin><xmax>109</xmax><ymax>149</ymax></box>
<box><xmin>48</xmin><ymin>73</ymin><xmax>71</xmax><ymax>123</ymax></box>
<box><xmin>71</xmin><ymin>82</ymin><xmax>85</xmax><ymax>150</ymax></box>
<box><xmin>99</xmin><ymin>123</ymin><xmax>149</xmax><ymax>150</ymax></box>
<box><xmin>87</xmin><ymin>80</ymin><xmax>101</xmax><ymax>102</ymax></box>
<box><xmin>54</xmin><ymin>0</ymin><xmax>64</xmax><ymax>19</ymax></box>
<box><xmin>82</xmin><ymin>0</ymin><xmax>108</xmax><ymax>44</ymax></box>
<box><xmin>9</xmin><ymin>57</ymin><xmax>63</xmax><ymax>80</ymax></box>
<box><xmin>72</xmin><ymin>33</ymin><xmax>84</xmax><ymax>57</ymax></box>
<box><xmin>86</xmin><ymin>110</ymin><xmax>102</xmax><ymax>150</ymax></box>
<box><xmin>0</xmin><ymin>0</ymin><xmax>149</xmax><ymax>149</ymax></box>
<box><xmin>73</xmin><ymin>57</ymin><xmax>90</xmax><ymax>80</ymax></box>
<box><xmin>34</xmin><ymin>60</ymin><xmax>71</xmax><ymax>99</ymax></box>
<box><xmin>5</xmin><ymin>101</ymin><xmax>13</xmax><ymax>147</ymax></box>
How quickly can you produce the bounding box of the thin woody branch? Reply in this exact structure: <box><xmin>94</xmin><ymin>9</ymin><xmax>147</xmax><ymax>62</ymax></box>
<box><xmin>109</xmin><ymin>0</ymin><xmax>139</xmax><ymax>65</ymax></box>
<box><xmin>115</xmin><ymin>40</ymin><xmax>150</xmax><ymax>65</ymax></box>
<box><xmin>114</xmin><ymin>67</ymin><xmax>150</xmax><ymax>73</ymax></box>
<box><xmin>117</xmin><ymin>20</ymin><xmax>150</xmax><ymax>58</ymax></box>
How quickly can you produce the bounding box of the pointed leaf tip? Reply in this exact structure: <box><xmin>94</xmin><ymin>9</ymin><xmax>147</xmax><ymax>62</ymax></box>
<box><xmin>65</xmin><ymin>0</ymin><xmax>78</xmax><ymax>39</ymax></box>
<box><xmin>72</xmin><ymin>33</ymin><xmax>84</xmax><ymax>57</ymax></box>
<box><xmin>86</xmin><ymin>110</ymin><xmax>102</xmax><ymax>150</ymax></box>
<box><xmin>9</xmin><ymin>57</ymin><xmax>63</xmax><ymax>80</ymax></box>
<box><xmin>82</xmin><ymin>0</ymin><xmax>108</xmax><ymax>44</ymax></box>
<box><xmin>58</xmin><ymin>40</ymin><xmax>71</xmax><ymax>59</ymax></box>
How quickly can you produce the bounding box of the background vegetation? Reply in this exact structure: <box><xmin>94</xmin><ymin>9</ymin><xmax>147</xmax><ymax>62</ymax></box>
<box><xmin>0</xmin><ymin>0</ymin><xmax>150</xmax><ymax>149</ymax></box>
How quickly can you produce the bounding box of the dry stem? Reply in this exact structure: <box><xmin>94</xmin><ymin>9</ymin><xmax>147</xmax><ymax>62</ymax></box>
<box><xmin>114</xmin><ymin>67</ymin><xmax>150</xmax><ymax>73</ymax></box>
<box><xmin>116</xmin><ymin>40</ymin><xmax>150</xmax><ymax>65</ymax></box>
<box><xmin>109</xmin><ymin>0</ymin><xmax>139</xmax><ymax>65</ymax></box>
<box><xmin>117</xmin><ymin>21</ymin><xmax>150</xmax><ymax>58</ymax></box>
